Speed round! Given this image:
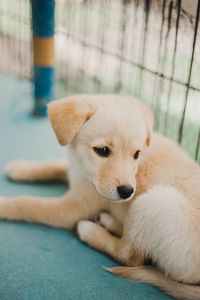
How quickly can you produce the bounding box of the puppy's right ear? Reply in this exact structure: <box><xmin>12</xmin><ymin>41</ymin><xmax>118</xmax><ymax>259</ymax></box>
<box><xmin>48</xmin><ymin>97</ymin><xmax>96</xmax><ymax>146</ymax></box>
<box><xmin>137</xmin><ymin>100</ymin><xmax>154</xmax><ymax>147</ymax></box>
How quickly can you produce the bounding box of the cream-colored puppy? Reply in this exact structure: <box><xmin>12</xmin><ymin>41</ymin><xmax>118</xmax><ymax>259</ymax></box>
<box><xmin>1</xmin><ymin>94</ymin><xmax>200</xmax><ymax>299</ymax></box>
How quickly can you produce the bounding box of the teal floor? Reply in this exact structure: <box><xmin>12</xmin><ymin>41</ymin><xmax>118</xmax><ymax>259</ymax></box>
<box><xmin>0</xmin><ymin>72</ymin><xmax>172</xmax><ymax>300</ymax></box>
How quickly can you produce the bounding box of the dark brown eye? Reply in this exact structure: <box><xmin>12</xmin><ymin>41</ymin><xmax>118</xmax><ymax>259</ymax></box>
<box><xmin>133</xmin><ymin>150</ymin><xmax>140</xmax><ymax>160</ymax></box>
<box><xmin>93</xmin><ymin>147</ymin><xmax>111</xmax><ymax>157</ymax></box>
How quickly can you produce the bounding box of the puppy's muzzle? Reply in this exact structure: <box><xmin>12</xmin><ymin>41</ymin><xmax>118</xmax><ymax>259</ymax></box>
<box><xmin>117</xmin><ymin>185</ymin><xmax>134</xmax><ymax>199</ymax></box>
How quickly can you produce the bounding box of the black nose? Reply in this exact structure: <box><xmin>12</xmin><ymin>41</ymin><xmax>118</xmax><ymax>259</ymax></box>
<box><xmin>117</xmin><ymin>185</ymin><xmax>134</xmax><ymax>199</ymax></box>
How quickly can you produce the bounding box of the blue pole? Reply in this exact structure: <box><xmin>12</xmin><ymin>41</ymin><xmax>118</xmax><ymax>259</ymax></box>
<box><xmin>31</xmin><ymin>0</ymin><xmax>55</xmax><ymax>116</ymax></box>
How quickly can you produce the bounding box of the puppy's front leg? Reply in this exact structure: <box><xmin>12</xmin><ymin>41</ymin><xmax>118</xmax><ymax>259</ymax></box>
<box><xmin>77</xmin><ymin>221</ymin><xmax>144</xmax><ymax>266</ymax></box>
<box><xmin>0</xmin><ymin>193</ymin><xmax>99</xmax><ymax>229</ymax></box>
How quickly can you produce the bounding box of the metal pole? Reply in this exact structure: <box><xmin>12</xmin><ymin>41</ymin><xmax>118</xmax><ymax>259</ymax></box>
<box><xmin>31</xmin><ymin>0</ymin><xmax>55</xmax><ymax>116</ymax></box>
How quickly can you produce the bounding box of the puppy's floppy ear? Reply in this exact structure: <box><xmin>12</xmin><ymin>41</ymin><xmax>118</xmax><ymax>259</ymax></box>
<box><xmin>138</xmin><ymin>101</ymin><xmax>154</xmax><ymax>147</ymax></box>
<box><xmin>48</xmin><ymin>97</ymin><xmax>96</xmax><ymax>146</ymax></box>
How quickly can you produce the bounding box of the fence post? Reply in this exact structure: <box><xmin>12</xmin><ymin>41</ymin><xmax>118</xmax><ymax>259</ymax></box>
<box><xmin>31</xmin><ymin>0</ymin><xmax>55</xmax><ymax>116</ymax></box>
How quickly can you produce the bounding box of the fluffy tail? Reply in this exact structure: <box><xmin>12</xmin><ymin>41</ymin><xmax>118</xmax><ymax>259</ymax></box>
<box><xmin>105</xmin><ymin>266</ymin><xmax>200</xmax><ymax>300</ymax></box>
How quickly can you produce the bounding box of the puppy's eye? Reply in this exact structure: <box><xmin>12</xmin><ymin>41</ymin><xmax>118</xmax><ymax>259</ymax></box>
<box><xmin>133</xmin><ymin>150</ymin><xmax>140</xmax><ymax>160</ymax></box>
<box><xmin>93</xmin><ymin>147</ymin><xmax>111</xmax><ymax>157</ymax></box>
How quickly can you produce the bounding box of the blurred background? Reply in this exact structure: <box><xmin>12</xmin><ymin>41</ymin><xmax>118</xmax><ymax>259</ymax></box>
<box><xmin>0</xmin><ymin>0</ymin><xmax>199</xmax><ymax>162</ymax></box>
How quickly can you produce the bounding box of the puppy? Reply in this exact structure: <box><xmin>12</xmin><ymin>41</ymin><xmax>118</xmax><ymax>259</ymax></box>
<box><xmin>1</xmin><ymin>94</ymin><xmax>200</xmax><ymax>299</ymax></box>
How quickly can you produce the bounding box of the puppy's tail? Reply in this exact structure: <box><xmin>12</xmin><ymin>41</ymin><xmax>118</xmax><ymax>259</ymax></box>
<box><xmin>105</xmin><ymin>266</ymin><xmax>200</xmax><ymax>300</ymax></box>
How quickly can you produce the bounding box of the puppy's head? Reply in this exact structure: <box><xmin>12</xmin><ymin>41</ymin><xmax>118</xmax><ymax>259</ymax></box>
<box><xmin>48</xmin><ymin>95</ymin><xmax>154</xmax><ymax>203</ymax></box>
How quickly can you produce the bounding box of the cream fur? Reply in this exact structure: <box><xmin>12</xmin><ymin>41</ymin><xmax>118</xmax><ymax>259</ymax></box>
<box><xmin>1</xmin><ymin>94</ymin><xmax>200</xmax><ymax>299</ymax></box>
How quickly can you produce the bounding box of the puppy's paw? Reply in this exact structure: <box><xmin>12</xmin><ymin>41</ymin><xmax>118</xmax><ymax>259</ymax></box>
<box><xmin>97</xmin><ymin>212</ymin><xmax>114</xmax><ymax>228</ymax></box>
<box><xmin>77</xmin><ymin>220</ymin><xmax>96</xmax><ymax>241</ymax></box>
<box><xmin>5</xmin><ymin>160</ymin><xmax>36</xmax><ymax>181</ymax></box>
<box><xmin>77</xmin><ymin>220</ymin><xmax>112</xmax><ymax>252</ymax></box>
<box><xmin>95</xmin><ymin>212</ymin><xmax>123</xmax><ymax>237</ymax></box>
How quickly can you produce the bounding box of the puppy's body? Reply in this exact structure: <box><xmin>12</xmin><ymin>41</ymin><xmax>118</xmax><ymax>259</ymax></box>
<box><xmin>134</xmin><ymin>132</ymin><xmax>200</xmax><ymax>206</ymax></box>
<box><xmin>1</xmin><ymin>95</ymin><xmax>200</xmax><ymax>299</ymax></box>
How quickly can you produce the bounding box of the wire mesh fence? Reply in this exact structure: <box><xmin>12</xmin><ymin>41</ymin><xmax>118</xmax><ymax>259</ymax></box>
<box><xmin>0</xmin><ymin>0</ymin><xmax>31</xmax><ymax>78</ymax></box>
<box><xmin>0</xmin><ymin>0</ymin><xmax>199</xmax><ymax>162</ymax></box>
